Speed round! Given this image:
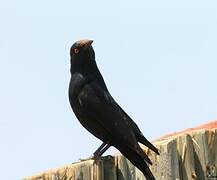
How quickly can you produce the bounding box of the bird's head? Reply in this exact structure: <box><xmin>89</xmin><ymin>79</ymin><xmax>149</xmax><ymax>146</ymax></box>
<box><xmin>70</xmin><ymin>39</ymin><xmax>95</xmax><ymax>63</ymax></box>
<box><xmin>70</xmin><ymin>39</ymin><xmax>100</xmax><ymax>75</ymax></box>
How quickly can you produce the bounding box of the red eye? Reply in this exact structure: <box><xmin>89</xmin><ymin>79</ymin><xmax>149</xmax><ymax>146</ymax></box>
<box><xmin>74</xmin><ymin>48</ymin><xmax>79</xmax><ymax>54</ymax></box>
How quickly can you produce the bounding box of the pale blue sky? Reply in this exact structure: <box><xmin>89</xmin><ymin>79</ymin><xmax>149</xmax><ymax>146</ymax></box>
<box><xmin>0</xmin><ymin>1</ymin><xmax>217</xmax><ymax>179</ymax></box>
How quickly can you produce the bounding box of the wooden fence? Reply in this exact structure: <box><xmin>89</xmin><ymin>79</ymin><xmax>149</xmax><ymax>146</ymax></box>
<box><xmin>24</xmin><ymin>121</ymin><xmax>217</xmax><ymax>180</ymax></box>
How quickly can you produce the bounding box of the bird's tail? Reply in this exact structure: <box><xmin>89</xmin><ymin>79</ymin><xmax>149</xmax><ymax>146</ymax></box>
<box><xmin>137</xmin><ymin>133</ymin><xmax>160</xmax><ymax>155</ymax></box>
<box><xmin>118</xmin><ymin>145</ymin><xmax>156</xmax><ymax>180</ymax></box>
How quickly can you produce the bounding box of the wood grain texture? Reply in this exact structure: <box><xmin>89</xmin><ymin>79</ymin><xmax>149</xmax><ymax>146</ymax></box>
<box><xmin>23</xmin><ymin>128</ymin><xmax>217</xmax><ymax>180</ymax></box>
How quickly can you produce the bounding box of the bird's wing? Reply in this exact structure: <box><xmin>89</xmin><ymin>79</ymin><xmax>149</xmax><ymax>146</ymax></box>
<box><xmin>91</xmin><ymin>84</ymin><xmax>159</xmax><ymax>155</ymax></box>
<box><xmin>78</xmin><ymin>82</ymin><xmax>140</xmax><ymax>149</ymax></box>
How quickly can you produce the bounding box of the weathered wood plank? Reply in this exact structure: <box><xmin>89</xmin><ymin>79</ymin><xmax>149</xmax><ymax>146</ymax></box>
<box><xmin>23</xmin><ymin>156</ymin><xmax>116</xmax><ymax>180</ymax></box>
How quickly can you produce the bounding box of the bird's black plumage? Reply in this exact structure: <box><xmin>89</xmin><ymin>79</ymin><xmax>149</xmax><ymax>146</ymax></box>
<box><xmin>68</xmin><ymin>39</ymin><xmax>159</xmax><ymax>180</ymax></box>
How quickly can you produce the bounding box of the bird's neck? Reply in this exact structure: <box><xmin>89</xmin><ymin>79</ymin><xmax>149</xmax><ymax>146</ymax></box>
<box><xmin>70</xmin><ymin>59</ymin><xmax>108</xmax><ymax>90</ymax></box>
<box><xmin>71</xmin><ymin>59</ymin><xmax>99</xmax><ymax>78</ymax></box>
<box><xmin>70</xmin><ymin>58</ymin><xmax>97</xmax><ymax>75</ymax></box>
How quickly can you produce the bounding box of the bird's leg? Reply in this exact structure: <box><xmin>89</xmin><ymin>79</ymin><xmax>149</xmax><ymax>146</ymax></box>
<box><xmin>79</xmin><ymin>142</ymin><xmax>108</xmax><ymax>161</ymax></box>
<box><xmin>93</xmin><ymin>142</ymin><xmax>107</xmax><ymax>157</ymax></box>
<box><xmin>93</xmin><ymin>143</ymin><xmax>111</xmax><ymax>157</ymax></box>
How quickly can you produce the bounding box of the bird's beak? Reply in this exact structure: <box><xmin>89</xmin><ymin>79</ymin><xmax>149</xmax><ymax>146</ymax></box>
<box><xmin>83</xmin><ymin>40</ymin><xmax>93</xmax><ymax>49</ymax></box>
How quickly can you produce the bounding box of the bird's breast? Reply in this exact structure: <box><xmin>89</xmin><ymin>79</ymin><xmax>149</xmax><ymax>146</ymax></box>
<box><xmin>68</xmin><ymin>73</ymin><xmax>86</xmax><ymax>107</ymax></box>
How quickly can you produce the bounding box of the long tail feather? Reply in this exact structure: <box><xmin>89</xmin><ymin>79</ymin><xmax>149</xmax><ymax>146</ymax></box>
<box><xmin>118</xmin><ymin>145</ymin><xmax>156</xmax><ymax>180</ymax></box>
<box><xmin>137</xmin><ymin>133</ymin><xmax>160</xmax><ymax>155</ymax></box>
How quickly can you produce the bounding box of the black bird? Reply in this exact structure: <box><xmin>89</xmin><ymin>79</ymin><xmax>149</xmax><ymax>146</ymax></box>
<box><xmin>68</xmin><ymin>39</ymin><xmax>159</xmax><ymax>180</ymax></box>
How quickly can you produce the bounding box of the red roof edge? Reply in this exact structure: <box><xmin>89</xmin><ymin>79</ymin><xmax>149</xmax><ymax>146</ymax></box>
<box><xmin>157</xmin><ymin>120</ymin><xmax>217</xmax><ymax>141</ymax></box>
